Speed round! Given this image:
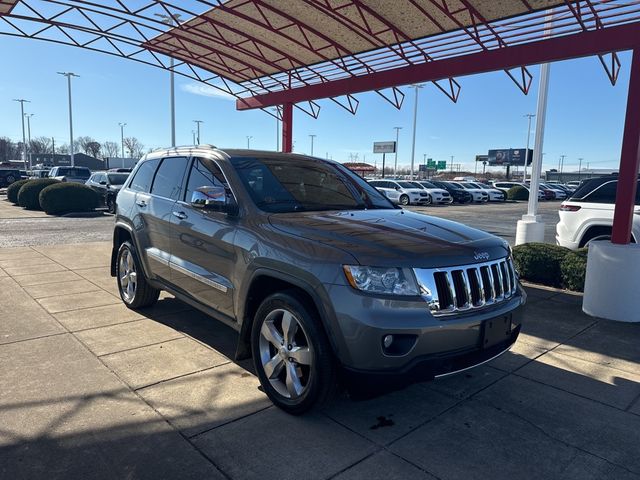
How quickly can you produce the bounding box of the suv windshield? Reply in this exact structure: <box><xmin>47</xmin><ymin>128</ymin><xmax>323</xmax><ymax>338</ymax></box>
<box><xmin>107</xmin><ymin>173</ymin><xmax>129</xmax><ymax>185</ymax></box>
<box><xmin>59</xmin><ymin>167</ymin><xmax>90</xmax><ymax>178</ymax></box>
<box><xmin>230</xmin><ymin>156</ymin><xmax>394</xmax><ymax>213</ymax></box>
<box><xmin>419</xmin><ymin>181</ymin><xmax>437</xmax><ymax>189</ymax></box>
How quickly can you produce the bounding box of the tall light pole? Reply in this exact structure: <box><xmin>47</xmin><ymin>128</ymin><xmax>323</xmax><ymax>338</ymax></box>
<box><xmin>57</xmin><ymin>72</ymin><xmax>79</xmax><ymax>167</ymax></box>
<box><xmin>193</xmin><ymin>120</ymin><xmax>203</xmax><ymax>144</ymax></box>
<box><xmin>192</xmin><ymin>130</ymin><xmax>196</xmax><ymax>145</ymax></box>
<box><xmin>409</xmin><ymin>84</ymin><xmax>424</xmax><ymax>180</ymax></box>
<box><xmin>154</xmin><ymin>13</ymin><xmax>181</xmax><ymax>147</ymax></box>
<box><xmin>246</xmin><ymin>135</ymin><xmax>253</xmax><ymax>149</ymax></box>
<box><xmin>309</xmin><ymin>134</ymin><xmax>316</xmax><ymax>156</ymax></box>
<box><xmin>25</xmin><ymin>113</ymin><xmax>34</xmax><ymax>169</ymax></box>
<box><xmin>523</xmin><ymin>113</ymin><xmax>535</xmax><ymax>182</ymax></box>
<box><xmin>272</xmin><ymin>107</ymin><xmax>280</xmax><ymax>151</ymax></box>
<box><xmin>119</xmin><ymin>122</ymin><xmax>126</xmax><ymax>159</ymax></box>
<box><xmin>13</xmin><ymin>99</ymin><xmax>30</xmax><ymax>170</ymax></box>
<box><xmin>393</xmin><ymin>126</ymin><xmax>402</xmax><ymax>175</ymax></box>
<box><xmin>559</xmin><ymin>154</ymin><xmax>566</xmax><ymax>181</ymax></box>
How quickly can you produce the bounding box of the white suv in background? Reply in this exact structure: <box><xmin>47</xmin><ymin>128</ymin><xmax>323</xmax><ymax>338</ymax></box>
<box><xmin>556</xmin><ymin>176</ymin><xmax>639</xmax><ymax>249</ymax></box>
<box><xmin>449</xmin><ymin>181</ymin><xmax>488</xmax><ymax>202</ymax></box>
<box><xmin>368</xmin><ymin>179</ymin><xmax>431</xmax><ymax>206</ymax></box>
<box><xmin>466</xmin><ymin>182</ymin><xmax>506</xmax><ymax>202</ymax></box>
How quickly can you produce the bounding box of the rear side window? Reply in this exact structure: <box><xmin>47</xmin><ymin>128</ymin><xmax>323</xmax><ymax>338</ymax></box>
<box><xmin>129</xmin><ymin>159</ymin><xmax>160</xmax><ymax>193</ymax></box>
<box><xmin>582</xmin><ymin>181</ymin><xmax>617</xmax><ymax>204</ymax></box>
<box><xmin>150</xmin><ymin>157</ymin><xmax>189</xmax><ymax>200</ymax></box>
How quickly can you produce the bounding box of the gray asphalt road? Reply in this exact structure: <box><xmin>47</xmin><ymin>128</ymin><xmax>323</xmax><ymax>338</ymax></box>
<box><xmin>0</xmin><ymin>200</ymin><xmax>559</xmax><ymax>248</ymax></box>
<box><xmin>0</xmin><ymin>215</ymin><xmax>115</xmax><ymax>247</ymax></box>
<box><xmin>409</xmin><ymin>201</ymin><xmax>559</xmax><ymax>245</ymax></box>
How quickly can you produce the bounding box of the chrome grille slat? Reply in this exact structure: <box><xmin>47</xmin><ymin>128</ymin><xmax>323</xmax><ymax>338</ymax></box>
<box><xmin>414</xmin><ymin>257</ymin><xmax>518</xmax><ymax>317</ymax></box>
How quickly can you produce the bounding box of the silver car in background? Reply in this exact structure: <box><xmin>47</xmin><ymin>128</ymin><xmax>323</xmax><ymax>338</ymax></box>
<box><xmin>368</xmin><ymin>179</ymin><xmax>431</xmax><ymax>206</ymax></box>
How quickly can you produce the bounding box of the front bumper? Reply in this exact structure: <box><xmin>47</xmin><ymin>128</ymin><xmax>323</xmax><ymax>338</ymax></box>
<box><xmin>325</xmin><ymin>284</ymin><xmax>525</xmax><ymax>374</ymax></box>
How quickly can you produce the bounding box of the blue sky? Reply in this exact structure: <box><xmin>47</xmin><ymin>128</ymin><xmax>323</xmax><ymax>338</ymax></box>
<box><xmin>0</xmin><ymin>34</ymin><xmax>631</xmax><ymax>172</ymax></box>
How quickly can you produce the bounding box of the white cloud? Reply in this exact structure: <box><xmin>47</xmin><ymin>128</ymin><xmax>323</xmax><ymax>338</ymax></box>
<box><xmin>180</xmin><ymin>82</ymin><xmax>236</xmax><ymax>101</ymax></box>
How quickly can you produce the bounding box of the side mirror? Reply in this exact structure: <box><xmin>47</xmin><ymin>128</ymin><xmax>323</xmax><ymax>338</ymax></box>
<box><xmin>191</xmin><ymin>186</ymin><xmax>238</xmax><ymax>216</ymax></box>
<box><xmin>395</xmin><ymin>186</ymin><xmax>401</xmax><ymax>191</ymax></box>
<box><xmin>99</xmin><ymin>180</ymin><xmax>107</xmax><ymax>185</ymax></box>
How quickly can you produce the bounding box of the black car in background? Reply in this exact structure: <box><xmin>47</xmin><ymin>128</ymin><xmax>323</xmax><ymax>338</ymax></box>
<box><xmin>86</xmin><ymin>171</ymin><xmax>130</xmax><ymax>213</ymax></box>
<box><xmin>0</xmin><ymin>169</ymin><xmax>20</xmax><ymax>187</ymax></box>
<box><xmin>430</xmin><ymin>180</ymin><xmax>473</xmax><ymax>204</ymax></box>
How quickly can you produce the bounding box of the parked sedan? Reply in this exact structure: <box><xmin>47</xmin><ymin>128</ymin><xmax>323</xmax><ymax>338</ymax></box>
<box><xmin>465</xmin><ymin>182</ymin><xmax>505</xmax><ymax>202</ymax></box>
<box><xmin>86</xmin><ymin>171</ymin><xmax>130</xmax><ymax>213</ymax></box>
<box><xmin>410</xmin><ymin>181</ymin><xmax>453</xmax><ymax>204</ymax></box>
<box><xmin>430</xmin><ymin>181</ymin><xmax>473</xmax><ymax>204</ymax></box>
<box><xmin>368</xmin><ymin>179</ymin><xmax>431</xmax><ymax>206</ymax></box>
<box><xmin>450</xmin><ymin>181</ymin><xmax>489</xmax><ymax>202</ymax></box>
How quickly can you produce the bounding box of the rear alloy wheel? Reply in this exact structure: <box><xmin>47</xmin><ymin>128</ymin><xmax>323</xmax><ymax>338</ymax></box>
<box><xmin>252</xmin><ymin>291</ymin><xmax>336</xmax><ymax>414</ymax></box>
<box><xmin>399</xmin><ymin>194</ymin><xmax>410</xmax><ymax>206</ymax></box>
<box><xmin>116</xmin><ymin>241</ymin><xmax>159</xmax><ymax>309</ymax></box>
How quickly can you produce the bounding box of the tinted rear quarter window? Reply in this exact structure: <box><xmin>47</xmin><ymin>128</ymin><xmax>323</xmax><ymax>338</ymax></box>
<box><xmin>129</xmin><ymin>158</ymin><xmax>160</xmax><ymax>193</ymax></box>
<box><xmin>151</xmin><ymin>157</ymin><xmax>189</xmax><ymax>200</ymax></box>
<box><xmin>582</xmin><ymin>181</ymin><xmax>617</xmax><ymax>204</ymax></box>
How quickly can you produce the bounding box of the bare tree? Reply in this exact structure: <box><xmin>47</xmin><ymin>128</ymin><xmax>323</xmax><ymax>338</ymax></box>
<box><xmin>86</xmin><ymin>141</ymin><xmax>101</xmax><ymax>158</ymax></box>
<box><xmin>0</xmin><ymin>137</ymin><xmax>18</xmax><ymax>162</ymax></box>
<box><xmin>29</xmin><ymin>136</ymin><xmax>52</xmax><ymax>155</ymax></box>
<box><xmin>77</xmin><ymin>136</ymin><xmax>95</xmax><ymax>155</ymax></box>
<box><xmin>123</xmin><ymin>137</ymin><xmax>144</xmax><ymax>159</ymax></box>
<box><xmin>102</xmin><ymin>141</ymin><xmax>119</xmax><ymax>158</ymax></box>
<box><xmin>57</xmin><ymin>143</ymin><xmax>70</xmax><ymax>154</ymax></box>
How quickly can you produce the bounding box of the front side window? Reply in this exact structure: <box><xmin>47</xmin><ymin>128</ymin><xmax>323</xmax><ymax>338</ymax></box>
<box><xmin>230</xmin><ymin>156</ymin><xmax>394</xmax><ymax>213</ymax></box>
<box><xmin>184</xmin><ymin>157</ymin><xmax>227</xmax><ymax>202</ymax></box>
<box><xmin>129</xmin><ymin>158</ymin><xmax>160</xmax><ymax>193</ymax></box>
<box><xmin>151</xmin><ymin>157</ymin><xmax>189</xmax><ymax>200</ymax></box>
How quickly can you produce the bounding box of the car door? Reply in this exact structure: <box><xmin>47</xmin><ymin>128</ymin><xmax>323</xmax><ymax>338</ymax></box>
<box><xmin>169</xmin><ymin>156</ymin><xmax>237</xmax><ymax>318</ymax></box>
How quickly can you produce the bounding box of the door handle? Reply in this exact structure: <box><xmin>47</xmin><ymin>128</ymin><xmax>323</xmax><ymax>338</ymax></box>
<box><xmin>136</xmin><ymin>200</ymin><xmax>147</xmax><ymax>208</ymax></box>
<box><xmin>172</xmin><ymin>211</ymin><xmax>188</xmax><ymax>220</ymax></box>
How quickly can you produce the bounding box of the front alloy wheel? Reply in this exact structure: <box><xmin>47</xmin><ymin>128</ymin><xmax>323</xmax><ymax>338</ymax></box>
<box><xmin>259</xmin><ymin>309</ymin><xmax>313</xmax><ymax>400</ymax></box>
<box><xmin>252</xmin><ymin>291</ymin><xmax>336</xmax><ymax>414</ymax></box>
<box><xmin>399</xmin><ymin>194</ymin><xmax>410</xmax><ymax>206</ymax></box>
<box><xmin>116</xmin><ymin>241</ymin><xmax>159</xmax><ymax>309</ymax></box>
<box><xmin>119</xmin><ymin>248</ymin><xmax>137</xmax><ymax>303</ymax></box>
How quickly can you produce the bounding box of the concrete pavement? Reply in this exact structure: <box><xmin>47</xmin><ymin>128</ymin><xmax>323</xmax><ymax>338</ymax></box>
<box><xmin>1</xmin><ymin>242</ymin><xmax>639</xmax><ymax>479</ymax></box>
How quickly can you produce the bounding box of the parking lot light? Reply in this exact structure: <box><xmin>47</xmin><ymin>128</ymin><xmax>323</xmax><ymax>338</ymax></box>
<box><xmin>13</xmin><ymin>99</ymin><xmax>30</xmax><ymax>170</ymax></box>
<box><xmin>57</xmin><ymin>72</ymin><xmax>79</xmax><ymax>167</ymax></box>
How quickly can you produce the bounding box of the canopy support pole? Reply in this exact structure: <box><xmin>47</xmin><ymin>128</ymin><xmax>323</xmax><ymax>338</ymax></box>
<box><xmin>282</xmin><ymin>103</ymin><xmax>293</xmax><ymax>153</ymax></box>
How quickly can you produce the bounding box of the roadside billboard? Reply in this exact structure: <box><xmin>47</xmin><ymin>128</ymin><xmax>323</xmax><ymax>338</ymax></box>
<box><xmin>373</xmin><ymin>141</ymin><xmax>396</xmax><ymax>154</ymax></box>
<box><xmin>487</xmin><ymin>148</ymin><xmax>532</xmax><ymax>166</ymax></box>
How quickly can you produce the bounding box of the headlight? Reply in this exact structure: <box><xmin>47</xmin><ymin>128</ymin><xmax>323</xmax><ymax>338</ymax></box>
<box><xmin>343</xmin><ymin>266</ymin><xmax>419</xmax><ymax>296</ymax></box>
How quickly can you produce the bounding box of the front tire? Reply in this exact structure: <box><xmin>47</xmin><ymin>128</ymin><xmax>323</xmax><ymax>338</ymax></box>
<box><xmin>106</xmin><ymin>195</ymin><xmax>116</xmax><ymax>214</ymax></box>
<box><xmin>251</xmin><ymin>291</ymin><xmax>336</xmax><ymax>415</ymax></box>
<box><xmin>116</xmin><ymin>241</ymin><xmax>160</xmax><ymax>309</ymax></box>
<box><xmin>399</xmin><ymin>194</ymin><xmax>410</xmax><ymax>206</ymax></box>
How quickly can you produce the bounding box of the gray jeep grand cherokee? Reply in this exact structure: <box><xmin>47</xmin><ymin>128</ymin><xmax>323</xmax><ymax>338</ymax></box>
<box><xmin>111</xmin><ymin>147</ymin><xmax>525</xmax><ymax>414</ymax></box>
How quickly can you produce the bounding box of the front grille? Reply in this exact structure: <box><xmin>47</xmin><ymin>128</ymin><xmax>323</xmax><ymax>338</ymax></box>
<box><xmin>419</xmin><ymin>192</ymin><xmax>428</xmax><ymax>197</ymax></box>
<box><xmin>415</xmin><ymin>257</ymin><xmax>517</xmax><ymax>316</ymax></box>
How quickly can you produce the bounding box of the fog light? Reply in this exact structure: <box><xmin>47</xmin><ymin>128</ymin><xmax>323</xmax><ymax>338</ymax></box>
<box><xmin>383</xmin><ymin>335</ymin><xmax>394</xmax><ymax>348</ymax></box>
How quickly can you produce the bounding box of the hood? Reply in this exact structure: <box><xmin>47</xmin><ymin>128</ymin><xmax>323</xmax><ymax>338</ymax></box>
<box><xmin>424</xmin><ymin>188</ymin><xmax>449</xmax><ymax>195</ymax></box>
<box><xmin>268</xmin><ymin>209</ymin><xmax>509</xmax><ymax>268</ymax></box>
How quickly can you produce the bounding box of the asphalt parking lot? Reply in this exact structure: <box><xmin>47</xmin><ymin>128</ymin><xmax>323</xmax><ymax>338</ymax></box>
<box><xmin>0</xmin><ymin>195</ymin><xmax>560</xmax><ymax>247</ymax></box>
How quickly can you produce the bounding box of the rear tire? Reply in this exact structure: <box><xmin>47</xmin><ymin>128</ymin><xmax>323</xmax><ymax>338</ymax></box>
<box><xmin>6</xmin><ymin>175</ymin><xmax>16</xmax><ymax>184</ymax></box>
<box><xmin>116</xmin><ymin>241</ymin><xmax>160</xmax><ymax>309</ymax></box>
<box><xmin>251</xmin><ymin>291</ymin><xmax>336</xmax><ymax>415</ymax></box>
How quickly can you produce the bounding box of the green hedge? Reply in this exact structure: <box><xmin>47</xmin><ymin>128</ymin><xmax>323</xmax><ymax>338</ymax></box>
<box><xmin>6</xmin><ymin>179</ymin><xmax>30</xmax><ymax>204</ymax></box>
<box><xmin>560</xmin><ymin>249</ymin><xmax>588</xmax><ymax>292</ymax></box>
<box><xmin>512</xmin><ymin>243</ymin><xmax>570</xmax><ymax>288</ymax></box>
<box><xmin>507</xmin><ymin>185</ymin><xmax>529</xmax><ymax>201</ymax></box>
<box><xmin>39</xmin><ymin>182</ymin><xmax>100</xmax><ymax>215</ymax></box>
<box><xmin>17</xmin><ymin>179</ymin><xmax>59</xmax><ymax>210</ymax></box>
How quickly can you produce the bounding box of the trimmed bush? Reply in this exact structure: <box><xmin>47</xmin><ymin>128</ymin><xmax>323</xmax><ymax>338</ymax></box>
<box><xmin>512</xmin><ymin>242</ymin><xmax>570</xmax><ymax>288</ymax></box>
<box><xmin>6</xmin><ymin>179</ymin><xmax>30</xmax><ymax>204</ymax></box>
<box><xmin>507</xmin><ymin>185</ymin><xmax>529</xmax><ymax>201</ymax></box>
<box><xmin>39</xmin><ymin>182</ymin><xmax>100</xmax><ymax>215</ymax></box>
<box><xmin>560</xmin><ymin>248</ymin><xmax>588</xmax><ymax>292</ymax></box>
<box><xmin>17</xmin><ymin>179</ymin><xmax>59</xmax><ymax>210</ymax></box>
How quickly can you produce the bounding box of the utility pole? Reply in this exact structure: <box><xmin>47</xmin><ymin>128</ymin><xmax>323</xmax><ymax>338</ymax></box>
<box><xmin>309</xmin><ymin>134</ymin><xmax>316</xmax><ymax>156</ymax></box>
<box><xmin>393</xmin><ymin>126</ymin><xmax>402</xmax><ymax>175</ymax></box>
<box><xmin>13</xmin><ymin>99</ymin><xmax>30</xmax><ymax>171</ymax></box>
<box><xmin>25</xmin><ymin>113</ymin><xmax>34</xmax><ymax>169</ymax></box>
<box><xmin>578</xmin><ymin>157</ymin><xmax>583</xmax><ymax>181</ymax></box>
<box><xmin>559</xmin><ymin>154</ymin><xmax>566</xmax><ymax>181</ymax></box>
<box><xmin>246</xmin><ymin>135</ymin><xmax>252</xmax><ymax>149</ymax></box>
<box><xmin>192</xmin><ymin>130</ymin><xmax>196</xmax><ymax>145</ymax></box>
<box><xmin>154</xmin><ymin>13</ymin><xmax>181</xmax><ymax>147</ymax></box>
<box><xmin>119</xmin><ymin>122</ymin><xmax>126</xmax><ymax>161</ymax></box>
<box><xmin>523</xmin><ymin>113</ymin><xmax>535</xmax><ymax>182</ymax></box>
<box><xmin>193</xmin><ymin>120</ymin><xmax>203</xmax><ymax>144</ymax></box>
<box><xmin>272</xmin><ymin>107</ymin><xmax>280</xmax><ymax>151</ymax></box>
<box><xmin>409</xmin><ymin>84</ymin><xmax>424</xmax><ymax>180</ymax></box>
<box><xmin>51</xmin><ymin>137</ymin><xmax>55</xmax><ymax>156</ymax></box>
<box><xmin>57</xmin><ymin>72</ymin><xmax>79</xmax><ymax>167</ymax></box>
